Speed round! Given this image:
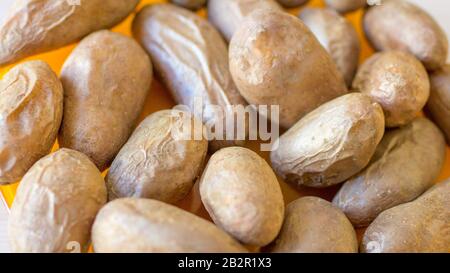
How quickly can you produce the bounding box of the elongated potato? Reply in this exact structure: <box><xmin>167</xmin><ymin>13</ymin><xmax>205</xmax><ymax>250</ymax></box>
<box><xmin>0</xmin><ymin>0</ymin><xmax>139</xmax><ymax>66</ymax></box>
<box><xmin>170</xmin><ymin>0</ymin><xmax>206</xmax><ymax>10</ymax></box>
<box><xmin>276</xmin><ymin>0</ymin><xmax>309</xmax><ymax>8</ymax></box>
<box><xmin>333</xmin><ymin>118</ymin><xmax>446</xmax><ymax>227</ymax></box>
<box><xmin>9</xmin><ymin>149</ymin><xmax>106</xmax><ymax>253</ymax></box>
<box><xmin>325</xmin><ymin>0</ymin><xmax>366</xmax><ymax>14</ymax></box>
<box><xmin>92</xmin><ymin>198</ymin><xmax>247</xmax><ymax>253</ymax></box>
<box><xmin>0</xmin><ymin>61</ymin><xmax>63</xmax><ymax>185</ymax></box>
<box><xmin>269</xmin><ymin>197</ymin><xmax>358</xmax><ymax>253</ymax></box>
<box><xmin>59</xmin><ymin>30</ymin><xmax>152</xmax><ymax>171</ymax></box>
<box><xmin>200</xmin><ymin>147</ymin><xmax>284</xmax><ymax>246</ymax></box>
<box><xmin>299</xmin><ymin>8</ymin><xmax>360</xmax><ymax>86</ymax></box>
<box><xmin>364</xmin><ymin>0</ymin><xmax>448</xmax><ymax>71</ymax></box>
<box><xmin>229</xmin><ymin>9</ymin><xmax>348</xmax><ymax>128</ymax></box>
<box><xmin>362</xmin><ymin>180</ymin><xmax>450</xmax><ymax>253</ymax></box>
<box><xmin>107</xmin><ymin>110</ymin><xmax>208</xmax><ymax>204</ymax></box>
<box><xmin>271</xmin><ymin>93</ymin><xmax>385</xmax><ymax>188</ymax></box>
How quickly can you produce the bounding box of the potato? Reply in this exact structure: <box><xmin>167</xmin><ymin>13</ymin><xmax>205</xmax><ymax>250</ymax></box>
<box><xmin>271</xmin><ymin>93</ymin><xmax>385</xmax><ymax>188</ymax></box>
<box><xmin>92</xmin><ymin>198</ymin><xmax>247</xmax><ymax>253</ymax></box>
<box><xmin>276</xmin><ymin>0</ymin><xmax>309</xmax><ymax>8</ymax></box>
<box><xmin>352</xmin><ymin>51</ymin><xmax>430</xmax><ymax>127</ymax></box>
<box><xmin>333</xmin><ymin>117</ymin><xmax>446</xmax><ymax>227</ymax></box>
<box><xmin>364</xmin><ymin>0</ymin><xmax>448</xmax><ymax>71</ymax></box>
<box><xmin>208</xmin><ymin>0</ymin><xmax>282</xmax><ymax>42</ymax></box>
<box><xmin>0</xmin><ymin>61</ymin><xmax>63</xmax><ymax>185</ymax></box>
<box><xmin>200</xmin><ymin>147</ymin><xmax>284</xmax><ymax>246</ymax></box>
<box><xmin>8</xmin><ymin>149</ymin><xmax>106</xmax><ymax>253</ymax></box>
<box><xmin>107</xmin><ymin>110</ymin><xmax>208</xmax><ymax>204</ymax></box>
<box><xmin>325</xmin><ymin>0</ymin><xmax>366</xmax><ymax>14</ymax></box>
<box><xmin>299</xmin><ymin>8</ymin><xmax>360</xmax><ymax>86</ymax></box>
<box><xmin>269</xmin><ymin>197</ymin><xmax>358</xmax><ymax>253</ymax></box>
<box><xmin>361</xmin><ymin>180</ymin><xmax>450</xmax><ymax>253</ymax></box>
<box><xmin>0</xmin><ymin>0</ymin><xmax>139</xmax><ymax>66</ymax></box>
<box><xmin>170</xmin><ymin>0</ymin><xmax>206</xmax><ymax>10</ymax></box>
<box><xmin>59</xmin><ymin>30</ymin><xmax>152</xmax><ymax>171</ymax></box>
<box><xmin>229</xmin><ymin>9</ymin><xmax>348</xmax><ymax>129</ymax></box>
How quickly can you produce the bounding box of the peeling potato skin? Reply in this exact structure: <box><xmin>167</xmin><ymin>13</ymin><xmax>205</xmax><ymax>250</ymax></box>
<box><xmin>276</xmin><ymin>0</ymin><xmax>309</xmax><ymax>8</ymax></box>
<box><xmin>229</xmin><ymin>9</ymin><xmax>348</xmax><ymax>129</ymax></box>
<box><xmin>271</xmin><ymin>93</ymin><xmax>385</xmax><ymax>188</ymax></box>
<box><xmin>299</xmin><ymin>8</ymin><xmax>360</xmax><ymax>87</ymax></box>
<box><xmin>324</xmin><ymin>0</ymin><xmax>366</xmax><ymax>14</ymax></box>
<box><xmin>269</xmin><ymin>197</ymin><xmax>358</xmax><ymax>253</ymax></box>
<box><xmin>200</xmin><ymin>147</ymin><xmax>285</xmax><ymax>247</ymax></box>
<box><xmin>107</xmin><ymin>110</ymin><xmax>208</xmax><ymax>204</ymax></box>
<box><xmin>92</xmin><ymin>198</ymin><xmax>247</xmax><ymax>253</ymax></box>
<box><xmin>0</xmin><ymin>0</ymin><xmax>140</xmax><ymax>66</ymax></box>
<box><xmin>9</xmin><ymin>149</ymin><xmax>107</xmax><ymax>253</ymax></box>
<box><xmin>363</xmin><ymin>0</ymin><xmax>448</xmax><ymax>71</ymax></box>
<box><xmin>170</xmin><ymin>0</ymin><xmax>206</xmax><ymax>10</ymax></box>
<box><xmin>352</xmin><ymin>51</ymin><xmax>430</xmax><ymax>127</ymax></box>
<box><xmin>362</xmin><ymin>180</ymin><xmax>450</xmax><ymax>253</ymax></box>
<box><xmin>59</xmin><ymin>30</ymin><xmax>152</xmax><ymax>171</ymax></box>
<box><xmin>0</xmin><ymin>61</ymin><xmax>63</xmax><ymax>185</ymax></box>
<box><xmin>333</xmin><ymin>118</ymin><xmax>446</xmax><ymax>227</ymax></box>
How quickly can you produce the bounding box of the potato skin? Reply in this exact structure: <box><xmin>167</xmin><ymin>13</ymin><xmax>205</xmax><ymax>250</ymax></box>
<box><xmin>92</xmin><ymin>198</ymin><xmax>247</xmax><ymax>253</ymax></box>
<box><xmin>362</xmin><ymin>180</ymin><xmax>450</xmax><ymax>253</ymax></box>
<box><xmin>0</xmin><ymin>61</ymin><xmax>63</xmax><ymax>185</ymax></box>
<box><xmin>229</xmin><ymin>9</ymin><xmax>348</xmax><ymax>129</ymax></box>
<box><xmin>9</xmin><ymin>149</ymin><xmax>107</xmax><ymax>253</ymax></box>
<box><xmin>59</xmin><ymin>30</ymin><xmax>152</xmax><ymax>171</ymax></box>
<box><xmin>170</xmin><ymin>0</ymin><xmax>206</xmax><ymax>10</ymax></box>
<box><xmin>364</xmin><ymin>0</ymin><xmax>448</xmax><ymax>71</ymax></box>
<box><xmin>269</xmin><ymin>197</ymin><xmax>358</xmax><ymax>253</ymax></box>
<box><xmin>352</xmin><ymin>51</ymin><xmax>430</xmax><ymax>127</ymax></box>
<box><xmin>107</xmin><ymin>110</ymin><xmax>208</xmax><ymax>204</ymax></box>
<box><xmin>200</xmin><ymin>147</ymin><xmax>285</xmax><ymax>246</ymax></box>
<box><xmin>0</xmin><ymin>0</ymin><xmax>139</xmax><ymax>65</ymax></box>
<box><xmin>276</xmin><ymin>0</ymin><xmax>309</xmax><ymax>8</ymax></box>
<box><xmin>333</xmin><ymin>118</ymin><xmax>446</xmax><ymax>227</ymax></box>
<box><xmin>271</xmin><ymin>93</ymin><xmax>385</xmax><ymax>188</ymax></box>
<box><xmin>325</xmin><ymin>0</ymin><xmax>366</xmax><ymax>14</ymax></box>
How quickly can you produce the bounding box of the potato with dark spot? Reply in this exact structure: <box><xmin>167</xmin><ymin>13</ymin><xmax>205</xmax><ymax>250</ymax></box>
<box><xmin>276</xmin><ymin>0</ymin><xmax>309</xmax><ymax>8</ymax></box>
<box><xmin>170</xmin><ymin>0</ymin><xmax>206</xmax><ymax>10</ymax></box>
<box><xmin>325</xmin><ymin>0</ymin><xmax>366</xmax><ymax>14</ymax></box>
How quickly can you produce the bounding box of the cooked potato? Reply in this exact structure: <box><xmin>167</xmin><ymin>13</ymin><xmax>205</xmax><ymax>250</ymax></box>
<box><xmin>92</xmin><ymin>198</ymin><xmax>247</xmax><ymax>253</ymax></box>
<box><xmin>200</xmin><ymin>147</ymin><xmax>285</xmax><ymax>246</ymax></box>
<box><xmin>276</xmin><ymin>0</ymin><xmax>309</xmax><ymax>8</ymax></box>
<box><xmin>271</xmin><ymin>93</ymin><xmax>385</xmax><ymax>188</ymax></box>
<box><xmin>334</xmin><ymin>118</ymin><xmax>446</xmax><ymax>227</ymax></box>
<box><xmin>9</xmin><ymin>149</ymin><xmax>107</xmax><ymax>253</ymax></box>
<box><xmin>325</xmin><ymin>0</ymin><xmax>366</xmax><ymax>13</ymax></box>
<box><xmin>170</xmin><ymin>0</ymin><xmax>206</xmax><ymax>10</ymax></box>
<box><xmin>0</xmin><ymin>61</ymin><xmax>63</xmax><ymax>185</ymax></box>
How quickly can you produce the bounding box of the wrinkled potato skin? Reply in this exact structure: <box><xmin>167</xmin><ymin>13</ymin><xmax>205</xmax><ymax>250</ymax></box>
<box><xmin>271</xmin><ymin>93</ymin><xmax>385</xmax><ymax>188</ymax></box>
<box><xmin>229</xmin><ymin>9</ymin><xmax>348</xmax><ymax>129</ymax></box>
<box><xmin>325</xmin><ymin>0</ymin><xmax>366</xmax><ymax>13</ymax></box>
<box><xmin>200</xmin><ymin>147</ymin><xmax>285</xmax><ymax>246</ymax></box>
<box><xmin>276</xmin><ymin>0</ymin><xmax>309</xmax><ymax>8</ymax></box>
<box><xmin>170</xmin><ymin>0</ymin><xmax>206</xmax><ymax>10</ymax></box>
<box><xmin>352</xmin><ymin>51</ymin><xmax>430</xmax><ymax>127</ymax></box>
<box><xmin>299</xmin><ymin>8</ymin><xmax>360</xmax><ymax>86</ymax></box>
<box><xmin>364</xmin><ymin>0</ymin><xmax>448</xmax><ymax>71</ymax></box>
<box><xmin>269</xmin><ymin>197</ymin><xmax>358</xmax><ymax>253</ymax></box>
<box><xmin>334</xmin><ymin>118</ymin><xmax>446</xmax><ymax>227</ymax></box>
<box><xmin>92</xmin><ymin>198</ymin><xmax>247</xmax><ymax>253</ymax></box>
<box><xmin>9</xmin><ymin>149</ymin><xmax>107</xmax><ymax>253</ymax></box>
<box><xmin>0</xmin><ymin>0</ymin><xmax>140</xmax><ymax>65</ymax></box>
<box><xmin>362</xmin><ymin>180</ymin><xmax>450</xmax><ymax>253</ymax></box>
<box><xmin>107</xmin><ymin>110</ymin><xmax>208</xmax><ymax>204</ymax></box>
<box><xmin>59</xmin><ymin>30</ymin><xmax>152</xmax><ymax>171</ymax></box>
<box><xmin>0</xmin><ymin>61</ymin><xmax>63</xmax><ymax>185</ymax></box>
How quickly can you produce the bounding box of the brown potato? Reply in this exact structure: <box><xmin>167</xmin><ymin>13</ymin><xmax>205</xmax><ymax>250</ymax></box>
<box><xmin>9</xmin><ymin>149</ymin><xmax>107</xmax><ymax>253</ymax></box>
<box><xmin>333</xmin><ymin>117</ymin><xmax>446</xmax><ymax>227</ymax></box>
<box><xmin>352</xmin><ymin>51</ymin><xmax>430</xmax><ymax>127</ymax></box>
<box><xmin>276</xmin><ymin>0</ymin><xmax>309</xmax><ymax>8</ymax></box>
<box><xmin>269</xmin><ymin>197</ymin><xmax>358</xmax><ymax>253</ymax></box>
<box><xmin>0</xmin><ymin>60</ymin><xmax>63</xmax><ymax>185</ymax></box>
<box><xmin>170</xmin><ymin>0</ymin><xmax>206</xmax><ymax>10</ymax></box>
<box><xmin>92</xmin><ymin>198</ymin><xmax>247</xmax><ymax>253</ymax></box>
<box><xmin>271</xmin><ymin>93</ymin><xmax>385</xmax><ymax>188</ymax></box>
<box><xmin>229</xmin><ymin>9</ymin><xmax>348</xmax><ymax>129</ymax></box>
<box><xmin>325</xmin><ymin>0</ymin><xmax>366</xmax><ymax>13</ymax></box>
<box><xmin>59</xmin><ymin>30</ymin><xmax>152</xmax><ymax>171</ymax></box>
<box><xmin>0</xmin><ymin>0</ymin><xmax>139</xmax><ymax>66</ymax></box>
<box><xmin>200</xmin><ymin>147</ymin><xmax>284</xmax><ymax>246</ymax></box>
<box><xmin>361</xmin><ymin>180</ymin><xmax>450</xmax><ymax>253</ymax></box>
<box><xmin>364</xmin><ymin>0</ymin><xmax>448</xmax><ymax>71</ymax></box>
<box><xmin>299</xmin><ymin>8</ymin><xmax>360</xmax><ymax>86</ymax></box>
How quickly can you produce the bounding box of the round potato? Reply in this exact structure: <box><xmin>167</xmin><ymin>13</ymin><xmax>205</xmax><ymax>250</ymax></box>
<box><xmin>271</xmin><ymin>93</ymin><xmax>385</xmax><ymax>188</ymax></box>
<box><xmin>92</xmin><ymin>198</ymin><xmax>247</xmax><ymax>253</ymax></box>
<box><xmin>200</xmin><ymin>147</ymin><xmax>285</xmax><ymax>246</ymax></box>
<box><xmin>170</xmin><ymin>0</ymin><xmax>206</xmax><ymax>10</ymax></box>
<box><xmin>325</xmin><ymin>0</ymin><xmax>366</xmax><ymax>13</ymax></box>
<box><xmin>9</xmin><ymin>149</ymin><xmax>107</xmax><ymax>253</ymax></box>
<box><xmin>59</xmin><ymin>30</ymin><xmax>152</xmax><ymax>171</ymax></box>
<box><xmin>0</xmin><ymin>60</ymin><xmax>63</xmax><ymax>185</ymax></box>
